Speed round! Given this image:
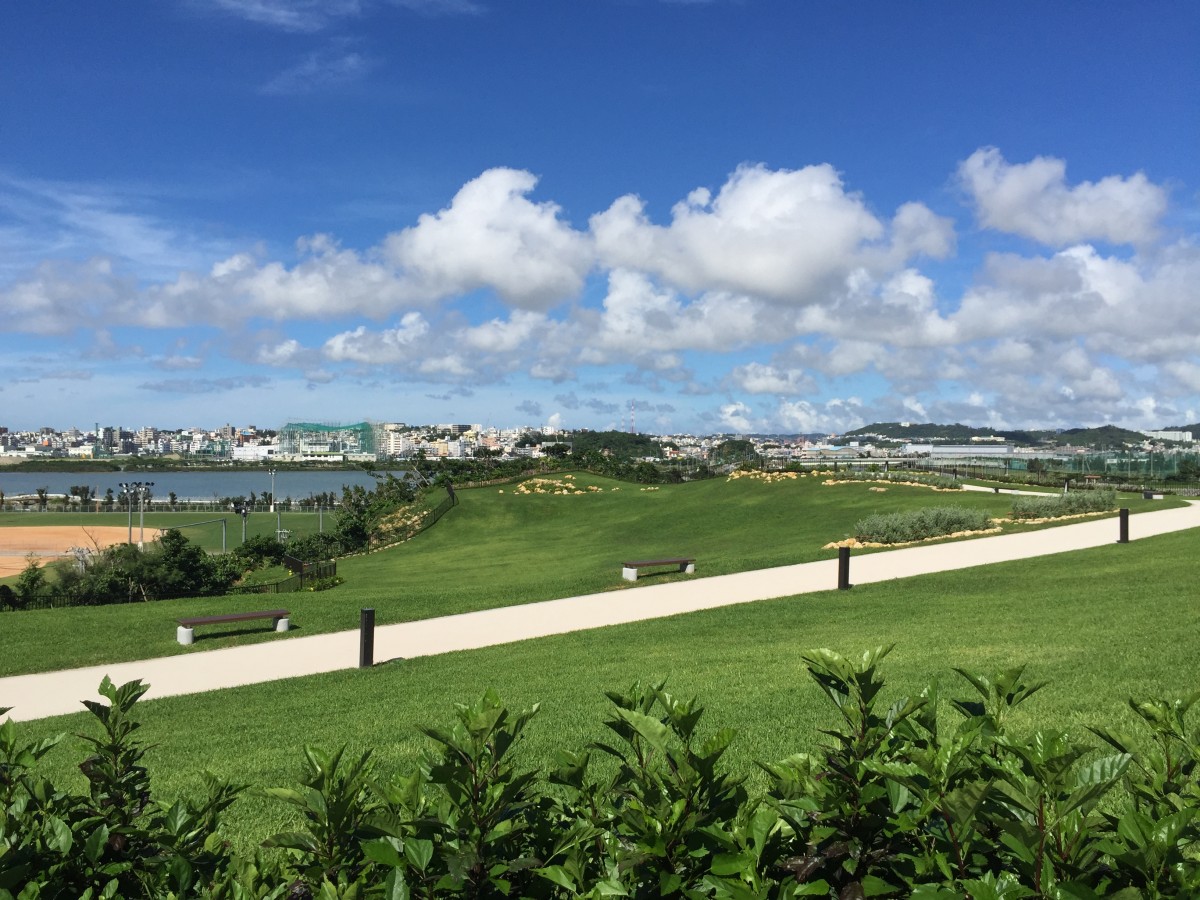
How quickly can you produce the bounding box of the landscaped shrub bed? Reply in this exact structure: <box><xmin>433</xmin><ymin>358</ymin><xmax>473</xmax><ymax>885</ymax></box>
<box><xmin>9</xmin><ymin>651</ymin><xmax>1199</xmax><ymax>898</ymax></box>
<box><xmin>1011</xmin><ymin>488</ymin><xmax>1118</xmax><ymax>520</ymax></box>
<box><xmin>825</xmin><ymin>470</ymin><xmax>963</xmax><ymax>490</ymax></box>
<box><xmin>853</xmin><ymin>505</ymin><xmax>994</xmax><ymax>543</ymax></box>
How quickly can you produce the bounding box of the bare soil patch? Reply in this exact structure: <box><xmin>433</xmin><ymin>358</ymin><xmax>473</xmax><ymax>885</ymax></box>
<box><xmin>0</xmin><ymin>526</ymin><xmax>130</xmax><ymax>578</ymax></box>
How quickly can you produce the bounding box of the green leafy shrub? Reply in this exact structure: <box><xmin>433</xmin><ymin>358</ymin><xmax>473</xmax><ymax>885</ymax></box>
<box><xmin>0</xmin><ymin>678</ymin><xmax>247</xmax><ymax>898</ymax></box>
<box><xmin>229</xmin><ymin>535</ymin><xmax>286</xmax><ymax>569</ymax></box>
<box><xmin>1011</xmin><ymin>489</ymin><xmax>1118</xmax><ymax>520</ymax></box>
<box><xmin>284</xmin><ymin>532</ymin><xmax>342</xmax><ymax>564</ymax></box>
<box><xmin>7</xmin><ymin>659</ymin><xmax>1200</xmax><ymax>897</ymax></box>
<box><xmin>853</xmin><ymin>505</ymin><xmax>994</xmax><ymax>543</ymax></box>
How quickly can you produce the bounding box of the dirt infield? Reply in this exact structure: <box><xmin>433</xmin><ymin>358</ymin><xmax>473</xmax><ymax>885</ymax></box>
<box><xmin>0</xmin><ymin>526</ymin><xmax>131</xmax><ymax>578</ymax></box>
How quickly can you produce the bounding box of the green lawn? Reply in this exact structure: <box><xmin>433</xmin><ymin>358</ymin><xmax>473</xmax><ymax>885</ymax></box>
<box><xmin>0</xmin><ymin>473</ymin><xmax>1174</xmax><ymax>675</ymax></box>
<box><xmin>12</xmin><ymin>525</ymin><xmax>1198</xmax><ymax>851</ymax></box>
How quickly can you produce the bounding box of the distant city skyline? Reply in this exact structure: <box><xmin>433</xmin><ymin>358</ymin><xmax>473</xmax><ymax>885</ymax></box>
<box><xmin>1</xmin><ymin>2</ymin><xmax>1198</xmax><ymax>434</ymax></box>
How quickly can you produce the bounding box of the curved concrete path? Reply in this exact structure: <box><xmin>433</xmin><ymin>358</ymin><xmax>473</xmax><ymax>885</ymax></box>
<box><xmin>4</xmin><ymin>501</ymin><xmax>1199</xmax><ymax>722</ymax></box>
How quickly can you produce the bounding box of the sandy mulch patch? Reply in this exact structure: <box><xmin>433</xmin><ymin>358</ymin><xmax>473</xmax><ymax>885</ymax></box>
<box><xmin>0</xmin><ymin>526</ymin><xmax>131</xmax><ymax>578</ymax></box>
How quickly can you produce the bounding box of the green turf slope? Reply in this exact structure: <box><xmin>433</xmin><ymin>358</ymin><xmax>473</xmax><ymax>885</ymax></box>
<box><xmin>0</xmin><ymin>472</ymin><xmax>1167</xmax><ymax>675</ymax></box>
<box><xmin>12</xmin><ymin>525</ymin><xmax>1198</xmax><ymax>849</ymax></box>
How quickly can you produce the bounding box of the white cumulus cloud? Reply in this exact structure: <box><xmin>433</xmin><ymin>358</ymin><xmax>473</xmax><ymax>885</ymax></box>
<box><xmin>383</xmin><ymin>168</ymin><xmax>593</xmax><ymax>311</ymax></box>
<box><xmin>958</xmin><ymin>147</ymin><xmax>1167</xmax><ymax>246</ymax></box>
<box><xmin>323</xmin><ymin>312</ymin><xmax>430</xmax><ymax>363</ymax></box>
<box><xmin>592</xmin><ymin>163</ymin><xmax>892</xmax><ymax>303</ymax></box>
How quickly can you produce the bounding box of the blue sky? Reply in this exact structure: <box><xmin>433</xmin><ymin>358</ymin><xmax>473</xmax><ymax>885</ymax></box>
<box><xmin>1</xmin><ymin>1</ymin><xmax>1198</xmax><ymax>435</ymax></box>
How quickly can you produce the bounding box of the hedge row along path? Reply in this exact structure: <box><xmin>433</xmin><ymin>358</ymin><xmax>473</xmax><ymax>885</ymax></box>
<box><xmin>5</xmin><ymin>500</ymin><xmax>1199</xmax><ymax>722</ymax></box>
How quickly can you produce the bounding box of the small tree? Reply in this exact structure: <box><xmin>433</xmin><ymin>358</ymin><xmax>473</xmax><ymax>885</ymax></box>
<box><xmin>15</xmin><ymin>555</ymin><xmax>46</xmax><ymax>608</ymax></box>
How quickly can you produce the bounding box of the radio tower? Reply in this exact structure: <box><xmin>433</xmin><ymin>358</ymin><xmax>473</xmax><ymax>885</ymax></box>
<box><xmin>629</xmin><ymin>400</ymin><xmax>635</xmax><ymax>434</ymax></box>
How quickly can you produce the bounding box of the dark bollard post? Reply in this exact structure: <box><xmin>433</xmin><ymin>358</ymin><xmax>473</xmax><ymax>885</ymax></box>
<box><xmin>359</xmin><ymin>608</ymin><xmax>375</xmax><ymax>668</ymax></box>
<box><xmin>838</xmin><ymin>546</ymin><xmax>851</xmax><ymax>590</ymax></box>
<box><xmin>1118</xmin><ymin>508</ymin><xmax>1129</xmax><ymax>544</ymax></box>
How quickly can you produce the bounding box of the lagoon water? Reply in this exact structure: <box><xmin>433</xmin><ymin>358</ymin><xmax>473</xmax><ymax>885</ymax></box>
<box><xmin>0</xmin><ymin>469</ymin><xmax>409</xmax><ymax>502</ymax></box>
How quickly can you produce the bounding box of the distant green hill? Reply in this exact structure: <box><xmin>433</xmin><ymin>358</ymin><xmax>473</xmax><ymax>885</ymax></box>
<box><xmin>566</xmin><ymin>430</ymin><xmax>664</xmax><ymax>459</ymax></box>
<box><xmin>1056</xmin><ymin>425</ymin><xmax>1147</xmax><ymax>449</ymax></box>
<box><xmin>845</xmin><ymin>422</ymin><xmax>1150</xmax><ymax>449</ymax></box>
<box><xmin>844</xmin><ymin>422</ymin><xmax>1039</xmax><ymax>444</ymax></box>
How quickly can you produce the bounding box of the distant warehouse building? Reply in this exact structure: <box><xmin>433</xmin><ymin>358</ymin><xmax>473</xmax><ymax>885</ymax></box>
<box><xmin>905</xmin><ymin>443</ymin><xmax>1014</xmax><ymax>458</ymax></box>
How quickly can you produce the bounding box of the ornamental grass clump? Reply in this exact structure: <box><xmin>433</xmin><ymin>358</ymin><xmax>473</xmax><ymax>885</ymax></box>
<box><xmin>853</xmin><ymin>505</ymin><xmax>993</xmax><ymax>543</ymax></box>
<box><xmin>1011</xmin><ymin>488</ymin><xmax>1117</xmax><ymax>520</ymax></box>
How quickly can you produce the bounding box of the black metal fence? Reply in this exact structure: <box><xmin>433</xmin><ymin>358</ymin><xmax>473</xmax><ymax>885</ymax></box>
<box><xmin>4</xmin><ymin>591</ymin><xmax>142</xmax><ymax>613</ymax></box>
<box><xmin>3</xmin><ymin>559</ymin><xmax>338</xmax><ymax>610</ymax></box>
<box><xmin>229</xmin><ymin>560</ymin><xmax>337</xmax><ymax>595</ymax></box>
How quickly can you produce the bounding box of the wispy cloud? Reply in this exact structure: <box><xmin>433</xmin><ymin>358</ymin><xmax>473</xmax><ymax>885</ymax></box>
<box><xmin>0</xmin><ymin>172</ymin><xmax>232</xmax><ymax>281</ymax></box>
<box><xmin>206</xmin><ymin>0</ymin><xmax>364</xmax><ymax>33</ymax></box>
<box><xmin>203</xmin><ymin>0</ymin><xmax>481</xmax><ymax>32</ymax></box>
<box><xmin>389</xmin><ymin>0</ymin><xmax>484</xmax><ymax>14</ymax></box>
<box><xmin>139</xmin><ymin>375</ymin><xmax>272</xmax><ymax>394</ymax></box>
<box><xmin>261</xmin><ymin>44</ymin><xmax>375</xmax><ymax>95</ymax></box>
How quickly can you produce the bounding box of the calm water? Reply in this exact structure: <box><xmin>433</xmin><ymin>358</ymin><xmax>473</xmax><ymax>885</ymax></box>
<box><xmin>0</xmin><ymin>469</ymin><xmax>410</xmax><ymax>502</ymax></box>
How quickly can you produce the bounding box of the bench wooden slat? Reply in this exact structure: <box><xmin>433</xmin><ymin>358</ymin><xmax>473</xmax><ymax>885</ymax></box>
<box><xmin>621</xmin><ymin>558</ymin><xmax>696</xmax><ymax>582</ymax></box>
<box><xmin>178</xmin><ymin>609</ymin><xmax>289</xmax><ymax>627</ymax></box>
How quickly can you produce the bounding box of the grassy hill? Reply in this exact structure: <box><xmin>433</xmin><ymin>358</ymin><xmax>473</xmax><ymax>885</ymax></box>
<box><xmin>1057</xmin><ymin>424</ymin><xmax>1148</xmax><ymax>448</ymax></box>
<box><xmin>0</xmin><ymin>470</ymin><xmax>1107</xmax><ymax>675</ymax></box>
<box><xmin>13</xmin><ymin>525</ymin><xmax>1200</xmax><ymax>851</ymax></box>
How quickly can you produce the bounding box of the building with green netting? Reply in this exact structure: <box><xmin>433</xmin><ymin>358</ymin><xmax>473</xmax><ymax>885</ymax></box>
<box><xmin>277</xmin><ymin>421</ymin><xmax>379</xmax><ymax>461</ymax></box>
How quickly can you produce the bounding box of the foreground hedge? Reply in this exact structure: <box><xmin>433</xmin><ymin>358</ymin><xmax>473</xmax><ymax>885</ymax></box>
<box><xmin>4</xmin><ymin>649</ymin><xmax>1200</xmax><ymax>898</ymax></box>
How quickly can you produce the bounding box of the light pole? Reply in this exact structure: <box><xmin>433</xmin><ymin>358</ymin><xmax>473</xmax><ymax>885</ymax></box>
<box><xmin>268</xmin><ymin>468</ymin><xmax>276</xmax><ymax>513</ymax></box>
<box><xmin>231</xmin><ymin>502</ymin><xmax>249</xmax><ymax>544</ymax></box>
<box><xmin>119</xmin><ymin>482</ymin><xmax>134</xmax><ymax>544</ymax></box>
<box><xmin>137</xmin><ymin>482</ymin><xmax>154</xmax><ymax>549</ymax></box>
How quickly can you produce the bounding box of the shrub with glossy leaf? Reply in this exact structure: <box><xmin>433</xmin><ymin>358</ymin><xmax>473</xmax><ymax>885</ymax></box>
<box><xmin>6</xmin><ymin>660</ymin><xmax>1200</xmax><ymax>897</ymax></box>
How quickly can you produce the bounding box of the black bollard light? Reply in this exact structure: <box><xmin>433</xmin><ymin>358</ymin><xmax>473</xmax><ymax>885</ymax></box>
<box><xmin>1118</xmin><ymin>508</ymin><xmax>1129</xmax><ymax>544</ymax></box>
<box><xmin>838</xmin><ymin>546</ymin><xmax>851</xmax><ymax>590</ymax></box>
<box><xmin>359</xmin><ymin>608</ymin><xmax>375</xmax><ymax>668</ymax></box>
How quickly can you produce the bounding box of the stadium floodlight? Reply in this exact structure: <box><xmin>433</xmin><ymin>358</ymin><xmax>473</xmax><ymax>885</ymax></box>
<box><xmin>118</xmin><ymin>482</ymin><xmax>133</xmax><ymax>544</ymax></box>
<box><xmin>138</xmin><ymin>482</ymin><xmax>154</xmax><ymax>549</ymax></box>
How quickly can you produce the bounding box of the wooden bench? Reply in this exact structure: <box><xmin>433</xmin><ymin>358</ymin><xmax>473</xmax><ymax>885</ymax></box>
<box><xmin>177</xmin><ymin>609</ymin><xmax>290</xmax><ymax>645</ymax></box>
<box><xmin>621</xmin><ymin>557</ymin><xmax>695</xmax><ymax>582</ymax></box>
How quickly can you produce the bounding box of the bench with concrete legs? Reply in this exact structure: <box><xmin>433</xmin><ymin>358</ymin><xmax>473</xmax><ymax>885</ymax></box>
<box><xmin>621</xmin><ymin>557</ymin><xmax>695</xmax><ymax>582</ymax></box>
<box><xmin>177</xmin><ymin>609</ymin><xmax>290</xmax><ymax>645</ymax></box>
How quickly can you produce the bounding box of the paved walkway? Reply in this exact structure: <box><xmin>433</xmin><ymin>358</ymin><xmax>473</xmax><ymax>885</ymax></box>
<box><xmin>4</xmin><ymin>501</ymin><xmax>1199</xmax><ymax>722</ymax></box>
